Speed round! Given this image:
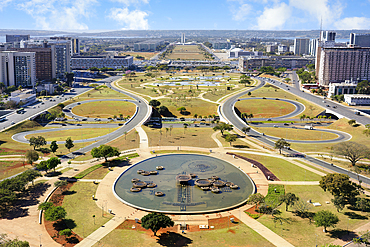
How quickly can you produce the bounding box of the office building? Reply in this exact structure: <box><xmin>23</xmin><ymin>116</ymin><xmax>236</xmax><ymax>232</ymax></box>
<box><xmin>228</xmin><ymin>48</ymin><xmax>254</xmax><ymax>58</ymax></box>
<box><xmin>266</xmin><ymin>45</ymin><xmax>275</xmax><ymax>53</ymax></box>
<box><xmin>211</xmin><ymin>40</ymin><xmax>231</xmax><ymax>49</ymax></box>
<box><xmin>309</xmin><ymin>39</ymin><xmax>319</xmax><ymax>56</ymax></box>
<box><xmin>239</xmin><ymin>56</ymin><xmax>313</xmax><ymax>72</ymax></box>
<box><xmin>350</xmin><ymin>33</ymin><xmax>370</xmax><ymax>47</ymax></box>
<box><xmin>321</xmin><ymin>31</ymin><xmax>336</xmax><ymax>42</ymax></box>
<box><xmin>0</xmin><ymin>51</ymin><xmax>36</xmax><ymax>87</ymax></box>
<box><xmin>47</xmin><ymin>41</ymin><xmax>71</xmax><ymax>79</ymax></box>
<box><xmin>294</xmin><ymin>38</ymin><xmax>310</xmax><ymax>55</ymax></box>
<box><xmin>344</xmin><ymin>94</ymin><xmax>370</xmax><ymax>106</ymax></box>
<box><xmin>71</xmin><ymin>55</ymin><xmax>133</xmax><ymax>69</ymax></box>
<box><xmin>134</xmin><ymin>40</ymin><xmax>164</xmax><ymax>51</ymax></box>
<box><xmin>277</xmin><ymin>45</ymin><xmax>288</xmax><ymax>54</ymax></box>
<box><xmin>328</xmin><ymin>81</ymin><xmax>357</xmax><ymax>98</ymax></box>
<box><xmin>318</xmin><ymin>47</ymin><xmax>370</xmax><ymax>86</ymax></box>
<box><xmin>10</xmin><ymin>48</ymin><xmax>55</xmax><ymax>81</ymax></box>
<box><xmin>6</xmin><ymin>34</ymin><xmax>30</xmax><ymax>43</ymax></box>
<box><xmin>181</xmin><ymin>33</ymin><xmax>186</xmax><ymax>44</ymax></box>
<box><xmin>50</xmin><ymin>37</ymin><xmax>79</xmax><ymax>55</ymax></box>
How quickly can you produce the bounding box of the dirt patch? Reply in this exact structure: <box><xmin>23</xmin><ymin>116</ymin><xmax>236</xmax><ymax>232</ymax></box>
<box><xmin>245</xmin><ymin>205</ymin><xmax>258</xmax><ymax>214</ymax></box>
<box><xmin>44</xmin><ymin>182</ymin><xmax>83</xmax><ymax>246</ymax></box>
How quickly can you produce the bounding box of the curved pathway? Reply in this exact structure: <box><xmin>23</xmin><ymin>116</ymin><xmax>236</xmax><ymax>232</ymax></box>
<box><xmin>221</xmin><ymin>77</ymin><xmax>370</xmax><ymax>186</ymax></box>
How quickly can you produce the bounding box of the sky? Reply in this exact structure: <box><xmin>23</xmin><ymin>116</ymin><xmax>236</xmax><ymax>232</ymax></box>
<box><xmin>0</xmin><ymin>0</ymin><xmax>370</xmax><ymax>31</ymax></box>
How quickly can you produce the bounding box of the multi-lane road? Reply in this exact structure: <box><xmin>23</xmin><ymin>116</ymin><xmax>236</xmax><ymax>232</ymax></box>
<box><xmin>220</xmin><ymin>76</ymin><xmax>370</xmax><ymax>185</ymax></box>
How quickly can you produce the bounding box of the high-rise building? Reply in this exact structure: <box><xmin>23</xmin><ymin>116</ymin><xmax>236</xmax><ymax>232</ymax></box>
<box><xmin>0</xmin><ymin>51</ymin><xmax>36</xmax><ymax>87</ymax></box>
<box><xmin>181</xmin><ymin>33</ymin><xmax>186</xmax><ymax>44</ymax></box>
<box><xmin>277</xmin><ymin>45</ymin><xmax>288</xmax><ymax>54</ymax></box>
<box><xmin>294</xmin><ymin>38</ymin><xmax>310</xmax><ymax>55</ymax></box>
<box><xmin>50</xmin><ymin>37</ymin><xmax>80</xmax><ymax>55</ymax></box>
<box><xmin>350</xmin><ymin>33</ymin><xmax>370</xmax><ymax>47</ymax></box>
<box><xmin>10</xmin><ymin>48</ymin><xmax>55</xmax><ymax>81</ymax></box>
<box><xmin>321</xmin><ymin>31</ymin><xmax>336</xmax><ymax>42</ymax></box>
<box><xmin>266</xmin><ymin>45</ymin><xmax>275</xmax><ymax>53</ymax></box>
<box><xmin>318</xmin><ymin>47</ymin><xmax>370</xmax><ymax>86</ymax></box>
<box><xmin>134</xmin><ymin>40</ymin><xmax>164</xmax><ymax>51</ymax></box>
<box><xmin>48</xmin><ymin>41</ymin><xmax>71</xmax><ymax>79</ymax></box>
<box><xmin>6</xmin><ymin>34</ymin><xmax>30</xmax><ymax>43</ymax></box>
<box><xmin>309</xmin><ymin>39</ymin><xmax>319</xmax><ymax>56</ymax></box>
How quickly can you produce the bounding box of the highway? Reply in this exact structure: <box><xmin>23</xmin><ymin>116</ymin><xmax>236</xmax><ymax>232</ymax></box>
<box><xmin>220</xmin><ymin>77</ymin><xmax>370</xmax><ymax>185</ymax></box>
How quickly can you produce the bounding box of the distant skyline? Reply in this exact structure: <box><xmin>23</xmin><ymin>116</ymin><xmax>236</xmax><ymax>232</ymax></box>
<box><xmin>0</xmin><ymin>0</ymin><xmax>370</xmax><ymax>31</ymax></box>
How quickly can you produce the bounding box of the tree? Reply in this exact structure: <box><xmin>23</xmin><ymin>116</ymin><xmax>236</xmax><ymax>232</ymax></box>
<box><xmin>91</xmin><ymin>145</ymin><xmax>120</xmax><ymax>162</ymax></box>
<box><xmin>356</xmin><ymin>80</ymin><xmax>370</xmax><ymax>94</ymax></box>
<box><xmin>363</xmin><ymin>124</ymin><xmax>370</xmax><ymax>137</ymax></box>
<box><xmin>294</xmin><ymin>198</ymin><xmax>313</xmax><ymax>218</ymax></box>
<box><xmin>319</xmin><ymin>173</ymin><xmax>361</xmax><ymax>201</ymax></box>
<box><xmin>332</xmin><ymin>142</ymin><xmax>370</xmax><ymax>167</ymax></box>
<box><xmin>36</xmin><ymin>161</ymin><xmax>48</xmax><ymax>172</ymax></box>
<box><xmin>314</xmin><ymin>210</ymin><xmax>339</xmax><ymax>232</ymax></box>
<box><xmin>47</xmin><ymin>157</ymin><xmax>61</xmax><ymax>172</ymax></box>
<box><xmin>141</xmin><ymin>212</ymin><xmax>174</xmax><ymax>236</ymax></box>
<box><xmin>212</xmin><ymin>123</ymin><xmax>233</xmax><ymax>136</ymax></box>
<box><xmin>50</xmin><ymin>141</ymin><xmax>58</xmax><ymax>154</ymax></box>
<box><xmin>348</xmin><ymin>119</ymin><xmax>356</xmax><ymax>126</ymax></box>
<box><xmin>224</xmin><ymin>134</ymin><xmax>237</xmax><ymax>147</ymax></box>
<box><xmin>0</xmin><ymin>234</ymin><xmax>29</xmax><ymax>247</ymax></box>
<box><xmin>177</xmin><ymin>106</ymin><xmax>186</xmax><ymax>114</ymax></box>
<box><xmin>279</xmin><ymin>193</ymin><xmax>299</xmax><ymax>211</ymax></box>
<box><xmin>44</xmin><ymin>206</ymin><xmax>66</xmax><ymax>222</ymax></box>
<box><xmin>149</xmin><ymin>100</ymin><xmax>161</xmax><ymax>108</ymax></box>
<box><xmin>54</xmin><ymin>180</ymin><xmax>68</xmax><ymax>188</ymax></box>
<box><xmin>331</xmin><ymin>196</ymin><xmax>346</xmax><ymax>212</ymax></box>
<box><xmin>59</xmin><ymin>229</ymin><xmax>72</xmax><ymax>238</ymax></box>
<box><xmin>247</xmin><ymin>193</ymin><xmax>265</xmax><ymax>209</ymax></box>
<box><xmin>65</xmin><ymin>137</ymin><xmax>74</xmax><ymax>152</ymax></box>
<box><xmin>274</xmin><ymin>138</ymin><xmax>290</xmax><ymax>154</ymax></box>
<box><xmin>21</xmin><ymin>169</ymin><xmax>41</xmax><ymax>185</ymax></box>
<box><xmin>29</xmin><ymin>136</ymin><xmax>46</xmax><ymax>150</ymax></box>
<box><xmin>38</xmin><ymin>202</ymin><xmax>54</xmax><ymax>211</ymax></box>
<box><xmin>25</xmin><ymin>150</ymin><xmax>39</xmax><ymax>165</ymax></box>
<box><xmin>242</xmin><ymin>126</ymin><xmax>251</xmax><ymax>135</ymax></box>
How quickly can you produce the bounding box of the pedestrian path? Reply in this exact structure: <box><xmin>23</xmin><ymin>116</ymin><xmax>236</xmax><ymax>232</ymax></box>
<box><xmin>231</xmin><ymin>208</ymin><xmax>295</xmax><ymax>247</ymax></box>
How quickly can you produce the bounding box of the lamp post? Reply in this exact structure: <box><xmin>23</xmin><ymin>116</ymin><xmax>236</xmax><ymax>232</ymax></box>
<box><xmin>39</xmin><ymin>234</ymin><xmax>42</xmax><ymax>247</ymax></box>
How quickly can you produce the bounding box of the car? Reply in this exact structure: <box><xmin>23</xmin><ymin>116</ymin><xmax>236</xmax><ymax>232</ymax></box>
<box><xmin>267</xmin><ymin>119</ymin><xmax>272</xmax><ymax>121</ymax></box>
<box><xmin>11</xmin><ymin>121</ymin><xmax>15</xmax><ymax>125</ymax></box>
<box><xmin>322</xmin><ymin>101</ymin><xmax>326</xmax><ymax>103</ymax></box>
<box><xmin>194</xmin><ymin>124</ymin><xmax>199</xmax><ymax>127</ymax></box>
<box><xmin>41</xmin><ymin>102</ymin><xmax>44</xmax><ymax>105</ymax></box>
<box><xmin>82</xmin><ymin>118</ymin><xmax>87</xmax><ymax>121</ymax></box>
<box><xmin>284</xmin><ymin>123</ymin><xmax>289</xmax><ymax>126</ymax></box>
<box><xmin>179</xmin><ymin>117</ymin><xmax>185</xmax><ymax>121</ymax></box>
<box><xmin>118</xmin><ymin>123</ymin><xmax>123</xmax><ymax>126</ymax></box>
<box><xmin>287</xmin><ymin>88</ymin><xmax>290</xmax><ymax>90</ymax></box>
<box><xmin>77</xmin><ymin>124</ymin><xmax>82</xmax><ymax>126</ymax></box>
<box><xmin>326</xmin><ymin>105</ymin><xmax>330</xmax><ymax>107</ymax></box>
<box><xmin>107</xmin><ymin>117</ymin><xmax>113</xmax><ymax>120</ymax></box>
<box><xmin>183</xmin><ymin>123</ymin><xmax>189</xmax><ymax>126</ymax></box>
<box><xmin>275</xmin><ymin>98</ymin><xmax>279</xmax><ymax>100</ymax></box>
<box><xmin>333</xmin><ymin>106</ymin><xmax>337</xmax><ymax>108</ymax></box>
<box><xmin>273</xmin><ymin>125</ymin><xmax>278</xmax><ymax>128</ymax></box>
<box><xmin>61</xmin><ymin>123</ymin><xmax>67</xmax><ymax>126</ymax></box>
<box><xmin>77</xmin><ymin>102</ymin><xmax>81</xmax><ymax>105</ymax></box>
<box><xmin>94</xmin><ymin>118</ymin><xmax>101</xmax><ymax>121</ymax></box>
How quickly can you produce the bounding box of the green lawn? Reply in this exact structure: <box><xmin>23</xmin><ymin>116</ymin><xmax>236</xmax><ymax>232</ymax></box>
<box><xmin>63</xmin><ymin>182</ymin><xmax>113</xmax><ymax>238</ymax></box>
<box><xmin>77</xmin><ymin>87</ymin><xmax>132</xmax><ymax>100</ymax></box>
<box><xmin>235</xmin><ymin>99</ymin><xmax>296</xmax><ymax>118</ymax></box>
<box><xmin>92</xmin><ymin>224</ymin><xmax>275</xmax><ymax>247</ymax></box>
<box><xmin>253</xmin><ymin>127</ymin><xmax>339</xmax><ymax>141</ymax></box>
<box><xmin>236</xmin><ymin>153</ymin><xmax>323</xmax><ymax>181</ymax></box>
<box><xmin>25</xmin><ymin>127</ymin><xmax>119</xmax><ymax>142</ymax></box>
<box><xmin>144</xmin><ymin>126</ymin><xmax>218</xmax><ymax>148</ymax></box>
<box><xmin>158</xmin><ymin>98</ymin><xmax>218</xmax><ymax>118</ymax></box>
<box><xmin>247</xmin><ymin>84</ymin><xmax>324</xmax><ymax>117</ymax></box>
<box><xmin>258</xmin><ymin>185</ymin><xmax>370</xmax><ymax>247</ymax></box>
<box><xmin>72</xmin><ymin>101</ymin><xmax>136</xmax><ymax>118</ymax></box>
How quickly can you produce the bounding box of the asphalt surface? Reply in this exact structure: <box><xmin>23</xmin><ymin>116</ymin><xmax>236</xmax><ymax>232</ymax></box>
<box><xmin>9</xmin><ymin>76</ymin><xmax>151</xmax><ymax>161</ymax></box>
<box><xmin>221</xmin><ymin>77</ymin><xmax>370</xmax><ymax>185</ymax></box>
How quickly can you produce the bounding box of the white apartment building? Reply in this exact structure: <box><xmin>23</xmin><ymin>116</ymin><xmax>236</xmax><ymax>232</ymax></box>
<box><xmin>318</xmin><ymin>47</ymin><xmax>370</xmax><ymax>86</ymax></box>
<box><xmin>71</xmin><ymin>55</ymin><xmax>133</xmax><ymax>69</ymax></box>
<box><xmin>328</xmin><ymin>81</ymin><xmax>357</xmax><ymax>98</ymax></box>
<box><xmin>0</xmin><ymin>51</ymin><xmax>36</xmax><ymax>87</ymax></box>
<box><xmin>344</xmin><ymin>94</ymin><xmax>370</xmax><ymax>106</ymax></box>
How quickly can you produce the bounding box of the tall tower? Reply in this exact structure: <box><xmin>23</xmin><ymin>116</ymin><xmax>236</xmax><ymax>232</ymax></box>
<box><xmin>181</xmin><ymin>33</ymin><xmax>186</xmax><ymax>44</ymax></box>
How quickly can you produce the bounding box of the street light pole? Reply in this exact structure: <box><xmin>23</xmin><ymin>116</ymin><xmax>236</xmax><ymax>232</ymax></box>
<box><xmin>39</xmin><ymin>234</ymin><xmax>42</xmax><ymax>247</ymax></box>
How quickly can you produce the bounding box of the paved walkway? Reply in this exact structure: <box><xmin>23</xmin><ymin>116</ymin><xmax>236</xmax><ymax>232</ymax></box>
<box><xmin>232</xmin><ymin>207</ymin><xmax>295</xmax><ymax>247</ymax></box>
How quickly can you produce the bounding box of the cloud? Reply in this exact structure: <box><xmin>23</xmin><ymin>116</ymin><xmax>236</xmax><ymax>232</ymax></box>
<box><xmin>17</xmin><ymin>0</ymin><xmax>97</xmax><ymax>30</ymax></box>
<box><xmin>112</xmin><ymin>0</ymin><xmax>149</xmax><ymax>4</ymax></box>
<box><xmin>109</xmin><ymin>7</ymin><xmax>149</xmax><ymax>30</ymax></box>
<box><xmin>0</xmin><ymin>0</ymin><xmax>13</xmax><ymax>11</ymax></box>
<box><xmin>232</xmin><ymin>3</ymin><xmax>252</xmax><ymax>21</ymax></box>
<box><xmin>289</xmin><ymin>0</ymin><xmax>343</xmax><ymax>27</ymax></box>
<box><xmin>256</xmin><ymin>2</ymin><xmax>291</xmax><ymax>30</ymax></box>
<box><xmin>335</xmin><ymin>17</ymin><xmax>370</xmax><ymax>30</ymax></box>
